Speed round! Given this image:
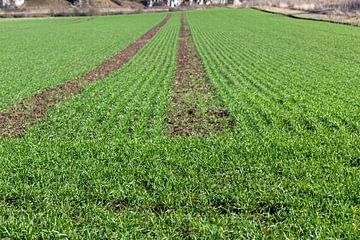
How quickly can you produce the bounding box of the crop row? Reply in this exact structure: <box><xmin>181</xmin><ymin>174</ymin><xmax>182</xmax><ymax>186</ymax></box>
<box><xmin>188</xmin><ymin>9</ymin><xmax>360</xmax><ymax>139</ymax></box>
<box><xmin>187</xmin><ymin>9</ymin><xmax>360</xmax><ymax>237</ymax></box>
<box><xmin>26</xmin><ymin>14</ymin><xmax>179</xmax><ymax>141</ymax></box>
<box><xmin>0</xmin><ymin>13</ymin><xmax>165</xmax><ymax>110</ymax></box>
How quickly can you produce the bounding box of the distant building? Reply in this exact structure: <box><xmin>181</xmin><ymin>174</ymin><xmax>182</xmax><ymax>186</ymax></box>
<box><xmin>0</xmin><ymin>0</ymin><xmax>24</xmax><ymax>7</ymax></box>
<box><xmin>148</xmin><ymin>0</ymin><xmax>230</xmax><ymax>7</ymax></box>
<box><xmin>0</xmin><ymin>0</ymin><xmax>10</xmax><ymax>8</ymax></box>
<box><xmin>72</xmin><ymin>0</ymin><xmax>90</xmax><ymax>6</ymax></box>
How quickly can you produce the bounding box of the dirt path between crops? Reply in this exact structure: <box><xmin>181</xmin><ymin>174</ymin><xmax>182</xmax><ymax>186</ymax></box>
<box><xmin>166</xmin><ymin>13</ymin><xmax>233</xmax><ymax>137</ymax></box>
<box><xmin>0</xmin><ymin>14</ymin><xmax>170</xmax><ymax>138</ymax></box>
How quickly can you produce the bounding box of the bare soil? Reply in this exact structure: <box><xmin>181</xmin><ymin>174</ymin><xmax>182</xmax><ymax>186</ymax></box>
<box><xmin>0</xmin><ymin>14</ymin><xmax>170</xmax><ymax>138</ymax></box>
<box><xmin>254</xmin><ymin>6</ymin><xmax>360</xmax><ymax>26</ymax></box>
<box><xmin>166</xmin><ymin>13</ymin><xmax>233</xmax><ymax>137</ymax></box>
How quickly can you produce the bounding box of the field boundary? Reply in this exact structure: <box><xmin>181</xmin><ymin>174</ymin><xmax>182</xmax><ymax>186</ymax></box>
<box><xmin>0</xmin><ymin>6</ymin><xmax>207</xmax><ymax>19</ymax></box>
<box><xmin>0</xmin><ymin>14</ymin><xmax>171</xmax><ymax>138</ymax></box>
<box><xmin>166</xmin><ymin>13</ymin><xmax>233</xmax><ymax>136</ymax></box>
<box><xmin>253</xmin><ymin>6</ymin><xmax>360</xmax><ymax>27</ymax></box>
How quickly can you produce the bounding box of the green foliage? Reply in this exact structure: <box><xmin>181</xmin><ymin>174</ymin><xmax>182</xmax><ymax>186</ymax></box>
<box><xmin>0</xmin><ymin>13</ymin><xmax>165</xmax><ymax>110</ymax></box>
<box><xmin>0</xmin><ymin>9</ymin><xmax>359</xmax><ymax>238</ymax></box>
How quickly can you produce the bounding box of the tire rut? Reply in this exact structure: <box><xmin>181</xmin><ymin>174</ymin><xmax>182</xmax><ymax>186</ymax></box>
<box><xmin>166</xmin><ymin>13</ymin><xmax>234</xmax><ymax>137</ymax></box>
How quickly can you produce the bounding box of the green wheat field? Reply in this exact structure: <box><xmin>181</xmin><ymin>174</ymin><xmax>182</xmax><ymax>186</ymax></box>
<box><xmin>0</xmin><ymin>9</ymin><xmax>359</xmax><ymax>238</ymax></box>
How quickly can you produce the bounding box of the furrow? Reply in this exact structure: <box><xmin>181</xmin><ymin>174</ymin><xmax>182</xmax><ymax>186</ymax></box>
<box><xmin>166</xmin><ymin>13</ymin><xmax>233</xmax><ymax>137</ymax></box>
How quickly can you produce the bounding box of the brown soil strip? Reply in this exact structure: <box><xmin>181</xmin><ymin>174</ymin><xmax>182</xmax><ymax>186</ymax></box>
<box><xmin>254</xmin><ymin>6</ymin><xmax>360</xmax><ymax>27</ymax></box>
<box><xmin>0</xmin><ymin>14</ymin><xmax>170</xmax><ymax>138</ymax></box>
<box><xmin>166</xmin><ymin>13</ymin><xmax>233</xmax><ymax>137</ymax></box>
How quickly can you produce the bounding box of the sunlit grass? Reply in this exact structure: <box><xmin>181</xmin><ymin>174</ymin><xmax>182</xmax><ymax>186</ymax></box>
<box><xmin>0</xmin><ymin>9</ymin><xmax>359</xmax><ymax>238</ymax></box>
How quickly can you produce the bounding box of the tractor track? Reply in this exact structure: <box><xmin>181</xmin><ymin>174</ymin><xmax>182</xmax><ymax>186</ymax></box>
<box><xmin>166</xmin><ymin>13</ymin><xmax>233</xmax><ymax>136</ymax></box>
